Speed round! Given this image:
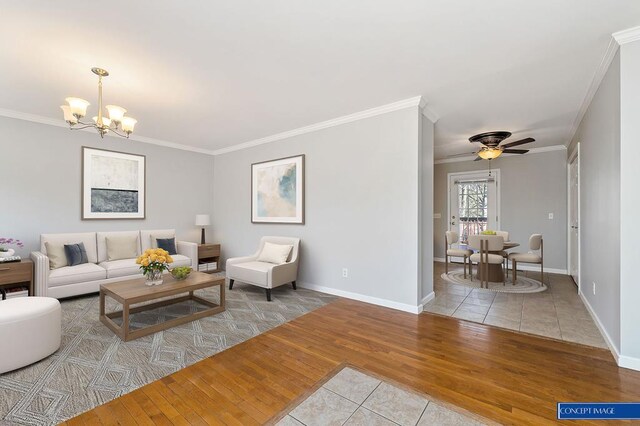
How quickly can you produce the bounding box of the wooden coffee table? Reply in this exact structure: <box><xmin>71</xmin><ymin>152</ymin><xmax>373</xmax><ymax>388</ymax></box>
<box><xmin>99</xmin><ymin>271</ymin><xmax>225</xmax><ymax>341</ymax></box>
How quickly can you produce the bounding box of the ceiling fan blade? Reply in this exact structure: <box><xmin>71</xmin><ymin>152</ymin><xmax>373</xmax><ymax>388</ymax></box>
<box><xmin>501</xmin><ymin>137</ymin><xmax>535</xmax><ymax>148</ymax></box>
<box><xmin>474</xmin><ymin>156</ymin><xmax>482</xmax><ymax>161</ymax></box>
<box><xmin>502</xmin><ymin>149</ymin><xmax>529</xmax><ymax>154</ymax></box>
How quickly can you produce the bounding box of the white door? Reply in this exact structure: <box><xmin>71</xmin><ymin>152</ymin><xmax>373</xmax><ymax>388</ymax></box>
<box><xmin>569</xmin><ymin>150</ymin><xmax>580</xmax><ymax>286</ymax></box>
<box><xmin>448</xmin><ymin>170</ymin><xmax>500</xmax><ymax>245</ymax></box>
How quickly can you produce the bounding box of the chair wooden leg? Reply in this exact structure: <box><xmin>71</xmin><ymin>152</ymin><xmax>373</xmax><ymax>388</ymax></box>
<box><xmin>445</xmin><ymin>255</ymin><xmax>449</xmax><ymax>273</ymax></box>
<box><xmin>229</xmin><ymin>279</ymin><xmax>234</xmax><ymax>290</ymax></box>
<box><xmin>266</xmin><ymin>288</ymin><xmax>272</xmax><ymax>301</ymax></box>
<box><xmin>512</xmin><ymin>261</ymin><xmax>517</xmax><ymax>285</ymax></box>
<box><xmin>463</xmin><ymin>257</ymin><xmax>467</xmax><ymax>279</ymax></box>
<box><xmin>470</xmin><ymin>262</ymin><xmax>473</xmax><ymax>282</ymax></box>
<box><xmin>292</xmin><ymin>281</ymin><xmax>297</xmax><ymax>290</ymax></box>
<box><xmin>541</xmin><ymin>262</ymin><xmax>544</xmax><ymax>285</ymax></box>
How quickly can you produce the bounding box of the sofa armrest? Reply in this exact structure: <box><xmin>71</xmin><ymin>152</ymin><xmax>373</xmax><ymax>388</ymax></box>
<box><xmin>176</xmin><ymin>241</ymin><xmax>198</xmax><ymax>268</ymax></box>
<box><xmin>226</xmin><ymin>255</ymin><xmax>258</xmax><ymax>268</ymax></box>
<box><xmin>269</xmin><ymin>261</ymin><xmax>299</xmax><ymax>287</ymax></box>
<box><xmin>30</xmin><ymin>251</ymin><xmax>49</xmax><ymax>297</ymax></box>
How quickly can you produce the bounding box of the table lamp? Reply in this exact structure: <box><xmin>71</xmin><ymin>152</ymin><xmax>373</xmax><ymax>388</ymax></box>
<box><xmin>195</xmin><ymin>214</ymin><xmax>211</xmax><ymax>244</ymax></box>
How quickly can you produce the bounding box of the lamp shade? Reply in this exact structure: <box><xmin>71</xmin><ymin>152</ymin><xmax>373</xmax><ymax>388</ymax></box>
<box><xmin>195</xmin><ymin>214</ymin><xmax>211</xmax><ymax>226</ymax></box>
<box><xmin>478</xmin><ymin>147</ymin><xmax>503</xmax><ymax>160</ymax></box>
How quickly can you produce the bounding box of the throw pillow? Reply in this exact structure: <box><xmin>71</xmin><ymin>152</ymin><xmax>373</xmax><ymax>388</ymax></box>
<box><xmin>156</xmin><ymin>238</ymin><xmax>177</xmax><ymax>255</ymax></box>
<box><xmin>64</xmin><ymin>243</ymin><xmax>89</xmax><ymax>266</ymax></box>
<box><xmin>45</xmin><ymin>242</ymin><xmax>68</xmax><ymax>270</ymax></box>
<box><xmin>151</xmin><ymin>232</ymin><xmax>175</xmax><ymax>248</ymax></box>
<box><xmin>106</xmin><ymin>235</ymin><xmax>139</xmax><ymax>261</ymax></box>
<box><xmin>257</xmin><ymin>242</ymin><xmax>293</xmax><ymax>264</ymax></box>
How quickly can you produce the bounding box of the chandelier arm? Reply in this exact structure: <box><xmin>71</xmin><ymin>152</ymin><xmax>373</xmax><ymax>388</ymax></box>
<box><xmin>69</xmin><ymin>124</ymin><xmax>98</xmax><ymax>131</ymax></box>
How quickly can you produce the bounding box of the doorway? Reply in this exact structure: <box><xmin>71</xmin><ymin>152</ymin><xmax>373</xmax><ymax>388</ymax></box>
<box><xmin>448</xmin><ymin>170</ymin><xmax>500</xmax><ymax>244</ymax></box>
<box><xmin>568</xmin><ymin>144</ymin><xmax>580</xmax><ymax>288</ymax></box>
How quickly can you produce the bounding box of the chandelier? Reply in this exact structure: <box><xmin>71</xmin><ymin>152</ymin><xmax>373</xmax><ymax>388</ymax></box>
<box><xmin>60</xmin><ymin>67</ymin><xmax>137</xmax><ymax>138</ymax></box>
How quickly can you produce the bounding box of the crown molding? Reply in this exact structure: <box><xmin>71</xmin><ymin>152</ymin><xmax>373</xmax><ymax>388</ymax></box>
<box><xmin>564</xmin><ymin>36</ymin><xmax>620</xmax><ymax>148</ymax></box>
<box><xmin>613</xmin><ymin>26</ymin><xmax>640</xmax><ymax>45</ymax></box>
<box><xmin>212</xmin><ymin>96</ymin><xmax>424</xmax><ymax>155</ymax></box>
<box><xmin>434</xmin><ymin>144</ymin><xmax>566</xmax><ymax>165</ymax></box>
<box><xmin>0</xmin><ymin>108</ymin><xmax>217</xmax><ymax>156</ymax></box>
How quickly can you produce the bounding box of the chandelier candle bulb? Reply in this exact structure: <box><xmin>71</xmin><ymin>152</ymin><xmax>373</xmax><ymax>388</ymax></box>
<box><xmin>92</xmin><ymin>116</ymin><xmax>111</xmax><ymax>128</ymax></box>
<box><xmin>59</xmin><ymin>105</ymin><xmax>78</xmax><ymax>124</ymax></box>
<box><xmin>106</xmin><ymin>105</ymin><xmax>126</xmax><ymax>124</ymax></box>
<box><xmin>65</xmin><ymin>97</ymin><xmax>90</xmax><ymax>118</ymax></box>
<box><xmin>121</xmin><ymin>117</ymin><xmax>137</xmax><ymax>134</ymax></box>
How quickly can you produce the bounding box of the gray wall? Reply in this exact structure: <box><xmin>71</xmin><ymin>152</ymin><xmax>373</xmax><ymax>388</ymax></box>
<box><xmin>620</xmin><ymin>41</ymin><xmax>640</xmax><ymax>362</ymax></box>
<box><xmin>421</xmin><ymin>116</ymin><xmax>435</xmax><ymax>302</ymax></box>
<box><xmin>212</xmin><ymin>107</ymin><xmax>423</xmax><ymax>309</ymax></box>
<box><xmin>569</xmin><ymin>51</ymin><xmax>620</xmax><ymax>351</ymax></box>
<box><xmin>0</xmin><ymin>117</ymin><xmax>214</xmax><ymax>257</ymax></box>
<box><xmin>434</xmin><ymin>149</ymin><xmax>568</xmax><ymax>270</ymax></box>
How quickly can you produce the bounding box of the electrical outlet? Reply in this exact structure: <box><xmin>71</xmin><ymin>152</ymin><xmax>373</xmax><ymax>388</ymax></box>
<box><xmin>342</xmin><ymin>268</ymin><xmax>349</xmax><ymax>278</ymax></box>
<box><xmin>593</xmin><ymin>281</ymin><xmax>596</xmax><ymax>295</ymax></box>
<box><xmin>548</xmin><ymin>213</ymin><xmax>554</xmax><ymax>220</ymax></box>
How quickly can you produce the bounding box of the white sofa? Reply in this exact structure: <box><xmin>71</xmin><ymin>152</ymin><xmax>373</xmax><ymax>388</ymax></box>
<box><xmin>31</xmin><ymin>229</ymin><xmax>198</xmax><ymax>299</ymax></box>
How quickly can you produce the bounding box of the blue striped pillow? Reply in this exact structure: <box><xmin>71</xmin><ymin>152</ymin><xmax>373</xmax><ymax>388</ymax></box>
<box><xmin>64</xmin><ymin>242</ymin><xmax>89</xmax><ymax>266</ymax></box>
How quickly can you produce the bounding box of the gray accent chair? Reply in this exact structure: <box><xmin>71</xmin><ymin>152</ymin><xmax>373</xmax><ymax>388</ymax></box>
<box><xmin>226</xmin><ymin>236</ymin><xmax>300</xmax><ymax>301</ymax></box>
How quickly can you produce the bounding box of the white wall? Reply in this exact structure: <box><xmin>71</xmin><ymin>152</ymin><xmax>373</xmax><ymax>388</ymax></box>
<box><xmin>0</xmin><ymin>117</ymin><xmax>214</xmax><ymax>256</ymax></box>
<box><xmin>212</xmin><ymin>107</ymin><xmax>426</xmax><ymax>312</ymax></box>
<box><xmin>433</xmin><ymin>149</ymin><xmax>568</xmax><ymax>271</ymax></box>
<box><xmin>421</xmin><ymin>116</ymin><xmax>435</xmax><ymax>303</ymax></box>
<box><xmin>619</xmin><ymin>40</ymin><xmax>640</xmax><ymax>369</ymax></box>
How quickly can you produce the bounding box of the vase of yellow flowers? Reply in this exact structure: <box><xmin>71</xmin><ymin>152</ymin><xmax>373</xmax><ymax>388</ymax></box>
<box><xmin>136</xmin><ymin>248</ymin><xmax>173</xmax><ymax>286</ymax></box>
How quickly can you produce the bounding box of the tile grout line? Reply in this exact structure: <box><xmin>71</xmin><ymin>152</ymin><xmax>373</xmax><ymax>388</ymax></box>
<box><xmin>414</xmin><ymin>401</ymin><xmax>430</xmax><ymax>426</ymax></box>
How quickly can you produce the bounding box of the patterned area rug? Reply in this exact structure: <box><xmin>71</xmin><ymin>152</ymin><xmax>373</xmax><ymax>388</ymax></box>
<box><xmin>0</xmin><ymin>278</ymin><xmax>336</xmax><ymax>426</ymax></box>
<box><xmin>441</xmin><ymin>272</ymin><xmax>547</xmax><ymax>293</ymax></box>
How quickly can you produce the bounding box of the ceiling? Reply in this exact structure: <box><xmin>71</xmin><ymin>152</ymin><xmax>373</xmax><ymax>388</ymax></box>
<box><xmin>1</xmin><ymin>1</ymin><xmax>639</xmax><ymax>158</ymax></box>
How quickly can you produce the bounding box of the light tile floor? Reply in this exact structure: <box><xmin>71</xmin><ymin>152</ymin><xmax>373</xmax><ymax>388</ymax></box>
<box><xmin>424</xmin><ymin>262</ymin><xmax>608</xmax><ymax>348</ymax></box>
<box><xmin>277</xmin><ymin>366</ymin><xmax>485</xmax><ymax>426</ymax></box>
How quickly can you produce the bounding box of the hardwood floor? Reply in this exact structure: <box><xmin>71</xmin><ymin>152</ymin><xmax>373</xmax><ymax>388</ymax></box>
<box><xmin>63</xmin><ymin>298</ymin><xmax>640</xmax><ymax>425</ymax></box>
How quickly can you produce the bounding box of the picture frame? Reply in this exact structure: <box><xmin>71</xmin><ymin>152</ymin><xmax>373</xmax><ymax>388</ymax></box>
<box><xmin>82</xmin><ymin>147</ymin><xmax>146</xmax><ymax>220</ymax></box>
<box><xmin>251</xmin><ymin>154</ymin><xmax>305</xmax><ymax>224</ymax></box>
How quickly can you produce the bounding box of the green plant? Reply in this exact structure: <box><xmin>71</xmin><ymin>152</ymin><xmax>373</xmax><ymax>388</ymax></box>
<box><xmin>171</xmin><ymin>266</ymin><xmax>192</xmax><ymax>280</ymax></box>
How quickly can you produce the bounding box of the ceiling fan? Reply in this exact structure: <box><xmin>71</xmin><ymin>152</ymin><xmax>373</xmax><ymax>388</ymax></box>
<box><xmin>450</xmin><ymin>131</ymin><xmax>536</xmax><ymax>161</ymax></box>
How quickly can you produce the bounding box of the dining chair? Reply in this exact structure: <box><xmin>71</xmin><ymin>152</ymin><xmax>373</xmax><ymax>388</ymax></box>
<box><xmin>508</xmin><ymin>234</ymin><xmax>543</xmax><ymax>285</ymax></box>
<box><xmin>495</xmin><ymin>230</ymin><xmax>510</xmax><ymax>276</ymax></box>
<box><xmin>445</xmin><ymin>231</ymin><xmax>473</xmax><ymax>278</ymax></box>
<box><xmin>468</xmin><ymin>235</ymin><xmax>505</xmax><ymax>288</ymax></box>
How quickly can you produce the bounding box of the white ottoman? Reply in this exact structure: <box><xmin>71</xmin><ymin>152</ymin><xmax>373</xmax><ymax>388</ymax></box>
<box><xmin>0</xmin><ymin>297</ymin><xmax>61</xmax><ymax>374</ymax></box>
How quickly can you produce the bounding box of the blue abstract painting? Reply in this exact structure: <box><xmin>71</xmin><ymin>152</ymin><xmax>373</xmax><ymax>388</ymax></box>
<box><xmin>252</xmin><ymin>155</ymin><xmax>304</xmax><ymax>223</ymax></box>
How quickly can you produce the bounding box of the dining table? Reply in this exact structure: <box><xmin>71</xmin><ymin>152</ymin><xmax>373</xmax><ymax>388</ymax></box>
<box><xmin>460</xmin><ymin>241</ymin><xmax>520</xmax><ymax>283</ymax></box>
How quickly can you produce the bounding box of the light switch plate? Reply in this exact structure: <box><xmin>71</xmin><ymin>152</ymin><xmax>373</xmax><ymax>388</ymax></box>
<box><xmin>548</xmin><ymin>213</ymin><xmax>554</xmax><ymax>220</ymax></box>
<box><xmin>433</xmin><ymin>213</ymin><xmax>441</xmax><ymax>219</ymax></box>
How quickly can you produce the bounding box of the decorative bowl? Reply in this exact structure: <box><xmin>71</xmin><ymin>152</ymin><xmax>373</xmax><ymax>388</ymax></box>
<box><xmin>170</xmin><ymin>266</ymin><xmax>192</xmax><ymax>280</ymax></box>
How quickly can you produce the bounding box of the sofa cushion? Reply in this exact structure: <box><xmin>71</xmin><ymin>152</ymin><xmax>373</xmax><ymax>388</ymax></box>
<box><xmin>169</xmin><ymin>254</ymin><xmax>191</xmax><ymax>268</ymax></box>
<box><xmin>41</xmin><ymin>233</ymin><xmax>98</xmax><ymax>264</ymax></box>
<box><xmin>99</xmin><ymin>259</ymin><xmax>142</xmax><ymax>279</ymax></box>
<box><xmin>64</xmin><ymin>243</ymin><xmax>89</xmax><ymax>266</ymax></box>
<box><xmin>97</xmin><ymin>231</ymin><xmax>140</xmax><ymax>263</ymax></box>
<box><xmin>49</xmin><ymin>263</ymin><xmax>107</xmax><ymax>287</ymax></box>
<box><xmin>156</xmin><ymin>238</ymin><xmax>177</xmax><ymax>255</ymax></box>
<box><xmin>106</xmin><ymin>235</ymin><xmax>139</xmax><ymax>261</ymax></box>
<box><xmin>141</xmin><ymin>229</ymin><xmax>175</xmax><ymax>251</ymax></box>
<box><xmin>45</xmin><ymin>242</ymin><xmax>68</xmax><ymax>270</ymax></box>
<box><xmin>227</xmin><ymin>261</ymin><xmax>273</xmax><ymax>285</ymax></box>
<box><xmin>257</xmin><ymin>242</ymin><xmax>293</xmax><ymax>264</ymax></box>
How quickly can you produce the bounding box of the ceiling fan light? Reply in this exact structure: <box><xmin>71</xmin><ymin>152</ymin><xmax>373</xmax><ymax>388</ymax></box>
<box><xmin>60</xmin><ymin>105</ymin><xmax>78</xmax><ymax>124</ymax></box>
<box><xmin>121</xmin><ymin>116</ymin><xmax>137</xmax><ymax>133</ymax></box>
<box><xmin>478</xmin><ymin>148</ymin><xmax>503</xmax><ymax>160</ymax></box>
<box><xmin>106</xmin><ymin>105</ymin><xmax>126</xmax><ymax>123</ymax></box>
<box><xmin>65</xmin><ymin>97</ymin><xmax>90</xmax><ymax>118</ymax></box>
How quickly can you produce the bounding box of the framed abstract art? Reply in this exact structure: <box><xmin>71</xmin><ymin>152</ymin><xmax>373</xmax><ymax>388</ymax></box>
<box><xmin>82</xmin><ymin>147</ymin><xmax>146</xmax><ymax>219</ymax></box>
<box><xmin>251</xmin><ymin>154</ymin><xmax>305</xmax><ymax>224</ymax></box>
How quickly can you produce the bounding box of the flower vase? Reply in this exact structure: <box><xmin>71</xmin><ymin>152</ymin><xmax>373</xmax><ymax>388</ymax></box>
<box><xmin>145</xmin><ymin>269</ymin><xmax>164</xmax><ymax>286</ymax></box>
<box><xmin>0</xmin><ymin>249</ymin><xmax>15</xmax><ymax>259</ymax></box>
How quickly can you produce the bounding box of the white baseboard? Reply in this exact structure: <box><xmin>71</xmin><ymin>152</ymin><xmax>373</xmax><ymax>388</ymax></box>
<box><xmin>618</xmin><ymin>355</ymin><xmax>640</xmax><ymax>371</ymax></box>
<box><xmin>420</xmin><ymin>292</ymin><xmax>435</xmax><ymax>307</ymax></box>
<box><xmin>299</xmin><ymin>282</ymin><xmax>422</xmax><ymax>314</ymax></box>
<box><xmin>433</xmin><ymin>257</ymin><xmax>567</xmax><ymax>275</ymax></box>
<box><xmin>579</xmin><ymin>291</ymin><xmax>621</xmax><ymax>363</ymax></box>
